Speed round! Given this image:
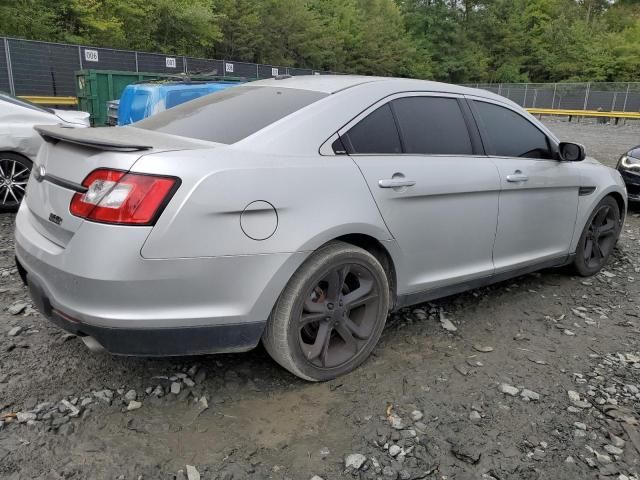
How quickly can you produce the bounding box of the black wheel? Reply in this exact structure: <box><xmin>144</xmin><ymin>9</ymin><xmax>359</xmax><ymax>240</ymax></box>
<box><xmin>574</xmin><ymin>196</ymin><xmax>622</xmax><ymax>276</ymax></box>
<box><xmin>263</xmin><ymin>241</ymin><xmax>390</xmax><ymax>381</ymax></box>
<box><xmin>0</xmin><ymin>153</ymin><xmax>31</xmax><ymax>212</ymax></box>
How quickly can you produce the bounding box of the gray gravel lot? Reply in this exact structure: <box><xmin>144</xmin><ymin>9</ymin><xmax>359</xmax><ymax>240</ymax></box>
<box><xmin>1</xmin><ymin>119</ymin><xmax>639</xmax><ymax>480</ymax></box>
<box><xmin>544</xmin><ymin>118</ymin><xmax>639</xmax><ymax>168</ymax></box>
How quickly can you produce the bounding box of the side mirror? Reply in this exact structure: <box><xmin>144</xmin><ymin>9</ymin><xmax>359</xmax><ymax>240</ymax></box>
<box><xmin>559</xmin><ymin>142</ymin><xmax>585</xmax><ymax>162</ymax></box>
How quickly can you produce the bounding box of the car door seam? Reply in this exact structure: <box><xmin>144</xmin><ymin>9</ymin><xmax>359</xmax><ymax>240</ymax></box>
<box><xmin>346</xmin><ymin>154</ymin><xmax>397</xmax><ymax>241</ymax></box>
<box><xmin>488</xmin><ymin>157</ymin><xmax>502</xmax><ymax>270</ymax></box>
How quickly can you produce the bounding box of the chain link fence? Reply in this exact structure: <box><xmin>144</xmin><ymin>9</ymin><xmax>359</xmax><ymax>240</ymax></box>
<box><xmin>3</xmin><ymin>36</ymin><xmax>640</xmax><ymax>113</ymax></box>
<box><xmin>0</xmin><ymin>36</ymin><xmax>336</xmax><ymax>97</ymax></box>
<box><xmin>471</xmin><ymin>82</ymin><xmax>640</xmax><ymax>112</ymax></box>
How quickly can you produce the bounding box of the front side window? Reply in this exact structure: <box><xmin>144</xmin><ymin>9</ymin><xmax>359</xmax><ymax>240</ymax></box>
<box><xmin>341</xmin><ymin>104</ymin><xmax>402</xmax><ymax>154</ymax></box>
<box><xmin>473</xmin><ymin>101</ymin><xmax>553</xmax><ymax>159</ymax></box>
<box><xmin>391</xmin><ymin>96</ymin><xmax>473</xmax><ymax>155</ymax></box>
<box><xmin>134</xmin><ymin>86</ymin><xmax>327</xmax><ymax>144</ymax></box>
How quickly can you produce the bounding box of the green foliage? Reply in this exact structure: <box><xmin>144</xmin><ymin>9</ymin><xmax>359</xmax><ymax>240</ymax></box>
<box><xmin>0</xmin><ymin>0</ymin><xmax>638</xmax><ymax>82</ymax></box>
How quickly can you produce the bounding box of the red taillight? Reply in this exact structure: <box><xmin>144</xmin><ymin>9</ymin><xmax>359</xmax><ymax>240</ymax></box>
<box><xmin>70</xmin><ymin>169</ymin><xmax>178</xmax><ymax>225</ymax></box>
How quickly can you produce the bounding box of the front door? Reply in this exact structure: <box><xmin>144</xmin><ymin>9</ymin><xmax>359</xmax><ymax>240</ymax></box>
<box><xmin>469</xmin><ymin>98</ymin><xmax>580</xmax><ymax>272</ymax></box>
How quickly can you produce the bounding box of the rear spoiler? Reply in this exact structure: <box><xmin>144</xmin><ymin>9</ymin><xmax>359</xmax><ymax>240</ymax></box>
<box><xmin>35</xmin><ymin>125</ymin><xmax>153</xmax><ymax>152</ymax></box>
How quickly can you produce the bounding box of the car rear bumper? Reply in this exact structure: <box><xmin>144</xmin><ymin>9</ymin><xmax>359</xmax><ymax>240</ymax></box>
<box><xmin>18</xmin><ymin>263</ymin><xmax>265</xmax><ymax>356</ymax></box>
<box><xmin>14</xmin><ymin>203</ymin><xmax>305</xmax><ymax>356</ymax></box>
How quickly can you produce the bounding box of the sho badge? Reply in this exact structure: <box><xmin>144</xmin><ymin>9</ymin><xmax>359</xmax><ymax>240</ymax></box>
<box><xmin>48</xmin><ymin>212</ymin><xmax>62</xmax><ymax>225</ymax></box>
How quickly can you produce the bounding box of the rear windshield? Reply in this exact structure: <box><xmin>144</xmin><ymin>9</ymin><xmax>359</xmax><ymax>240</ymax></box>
<box><xmin>135</xmin><ymin>86</ymin><xmax>327</xmax><ymax>144</ymax></box>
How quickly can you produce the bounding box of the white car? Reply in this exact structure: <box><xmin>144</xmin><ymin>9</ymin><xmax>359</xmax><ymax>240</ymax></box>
<box><xmin>0</xmin><ymin>93</ymin><xmax>89</xmax><ymax>211</ymax></box>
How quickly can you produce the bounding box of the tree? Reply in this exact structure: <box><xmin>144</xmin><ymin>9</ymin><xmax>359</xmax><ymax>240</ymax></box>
<box><xmin>0</xmin><ymin>0</ymin><xmax>639</xmax><ymax>82</ymax></box>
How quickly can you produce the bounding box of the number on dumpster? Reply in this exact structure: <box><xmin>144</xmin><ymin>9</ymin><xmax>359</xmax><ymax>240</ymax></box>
<box><xmin>84</xmin><ymin>49</ymin><xmax>99</xmax><ymax>62</ymax></box>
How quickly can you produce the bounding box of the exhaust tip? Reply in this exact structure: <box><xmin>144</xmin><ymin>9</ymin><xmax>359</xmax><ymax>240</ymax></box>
<box><xmin>81</xmin><ymin>335</ymin><xmax>106</xmax><ymax>353</ymax></box>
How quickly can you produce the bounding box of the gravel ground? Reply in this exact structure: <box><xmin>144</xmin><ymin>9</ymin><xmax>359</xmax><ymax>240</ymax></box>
<box><xmin>1</xmin><ymin>119</ymin><xmax>640</xmax><ymax>480</ymax></box>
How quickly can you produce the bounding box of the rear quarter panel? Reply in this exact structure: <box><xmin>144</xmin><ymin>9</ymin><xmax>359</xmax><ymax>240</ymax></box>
<box><xmin>0</xmin><ymin>105</ymin><xmax>52</xmax><ymax>159</ymax></box>
<box><xmin>134</xmin><ymin>148</ymin><xmax>393</xmax><ymax>259</ymax></box>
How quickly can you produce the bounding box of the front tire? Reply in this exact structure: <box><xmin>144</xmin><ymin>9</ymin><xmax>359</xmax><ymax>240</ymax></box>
<box><xmin>0</xmin><ymin>153</ymin><xmax>32</xmax><ymax>212</ymax></box>
<box><xmin>573</xmin><ymin>196</ymin><xmax>622</xmax><ymax>276</ymax></box>
<box><xmin>263</xmin><ymin>241</ymin><xmax>390</xmax><ymax>381</ymax></box>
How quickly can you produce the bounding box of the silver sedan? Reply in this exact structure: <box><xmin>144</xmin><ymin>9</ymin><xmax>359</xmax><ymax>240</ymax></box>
<box><xmin>14</xmin><ymin>76</ymin><xmax>626</xmax><ymax>380</ymax></box>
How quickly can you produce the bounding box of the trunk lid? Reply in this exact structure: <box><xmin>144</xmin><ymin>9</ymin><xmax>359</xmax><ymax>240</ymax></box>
<box><xmin>26</xmin><ymin>125</ymin><xmax>213</xmax><ymax>247</ymax></box>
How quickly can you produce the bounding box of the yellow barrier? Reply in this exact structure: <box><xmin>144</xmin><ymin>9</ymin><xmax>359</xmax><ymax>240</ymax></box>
<box><xmin>527</xmin><ymin>108</ymin><xmax>640</xmax><ymax>120</ymax></box>
<box><xmin>19</xmin><ymin>96</ymin><xmax>78</xmax><ymax>106</ymax></box>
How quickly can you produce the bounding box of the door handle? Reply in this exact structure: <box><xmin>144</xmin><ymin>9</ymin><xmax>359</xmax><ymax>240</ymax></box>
<box><xmin>506</xmin><ymin>170</ymin><xmax>529</xmax><ymax>183</ymax></box>
<box><xmin>378</xmin><ymin>179</ymin><xmax>416</xmax><ymax>188</ymax></box>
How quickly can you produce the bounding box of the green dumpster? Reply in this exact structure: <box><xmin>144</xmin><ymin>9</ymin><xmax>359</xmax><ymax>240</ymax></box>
<box><xmin>76</xmin><ymin>70</ymin><xmax>175</xmax><ymax>126</ymax></box>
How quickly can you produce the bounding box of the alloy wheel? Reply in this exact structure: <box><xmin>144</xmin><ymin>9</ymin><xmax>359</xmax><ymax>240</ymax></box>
<box><xmin>0</xmin><ymin>157</ymin><xmax>30</xmax><ymax>206</ymax></box>
<box><xmin>297</xmin><ymin>263</ymin><xmax>381</xmax><ymax>369</ymax></box>
<box><xmin>583</xmin><ymin>203</ymin><xmax>618</xmax><ymax>269</ymax></box>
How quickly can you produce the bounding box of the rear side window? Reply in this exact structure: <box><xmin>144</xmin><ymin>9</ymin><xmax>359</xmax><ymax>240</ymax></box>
<box><xmin>135</xmin><ymin>86</ymin><xmax>327</xmax><ymax>144</ymax></box>
<box><xmin>473</xmin><ymin>101</ymin><xmax>553</xmax><ymax>159</ymax></box>
<box><xmin>341</xmin><ymin>104</ymin><xmax>402</xmax><ymax>154</ymax></box>
<box><xmin>392</xmin><ymin>97</ymin><xmax>472</xmax><ymax>155</ymax></box>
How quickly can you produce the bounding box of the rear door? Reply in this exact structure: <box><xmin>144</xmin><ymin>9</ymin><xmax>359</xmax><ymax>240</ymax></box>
<box><xmin>341</xmin><ymin>93</ymin><xmax>501</xmax><ymax>295</ymax></box>
<box><xmin>468</xmin><ymin>98</ymin><xmax>580</xmax><ymax>272</ymax></box>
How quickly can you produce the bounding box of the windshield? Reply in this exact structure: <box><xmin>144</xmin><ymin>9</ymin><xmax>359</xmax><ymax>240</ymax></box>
<box><xmin>0</xmin><ymin>92</ymin><xmax>54</xmax><ymax>114</ymax></box>
<box><xmin>135</xmin><ymin>85</ymin><xmax>328</xmax><ymax>144</ymax></box>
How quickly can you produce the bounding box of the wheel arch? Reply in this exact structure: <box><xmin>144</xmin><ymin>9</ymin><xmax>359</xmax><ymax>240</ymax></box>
<box><xmin>334</xmin><ymin>233</ymin><xmax>398</xmax><ymax>309</ymax></box>
<box><xmin>258</xmin><ymin>228</ymin><xmax>399</xmax><ymax>331</ymax></box>
<box><xmin>571</xmin><ymin>186</ymin><xmax>627</xmax><ymax>253</ymax></box>
<box><xmin>0</xmin><ymin>151</ymin><xmax>33</xmax><ymax>163</ymax></box>
<box><xmin>607</xmin><ymin>190</ymin><xmax>626</xmax><ymax>224</ymax></box>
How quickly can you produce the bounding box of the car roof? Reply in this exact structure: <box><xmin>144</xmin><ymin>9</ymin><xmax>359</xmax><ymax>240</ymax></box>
<box><xmin>247</xmin><ymin>75</ymin><xmax>509</xmax><ymax>104</ymax></box>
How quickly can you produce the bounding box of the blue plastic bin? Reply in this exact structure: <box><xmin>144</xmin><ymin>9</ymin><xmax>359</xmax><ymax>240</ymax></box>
<box><xmin>118</xmin><ymin>81</ymin><xmax>242</xmax><ymax>126</ymax></box>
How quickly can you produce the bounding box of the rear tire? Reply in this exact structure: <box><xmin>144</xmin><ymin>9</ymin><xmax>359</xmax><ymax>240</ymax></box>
<box><xmin>573</xmin><ymin>196</ymin><xmax>621</xmax><ymax>276</ymax></box>
<box><xmin>263</xmin><ymin>241</ymin><xmax>390</xmax><ymax>381</ymax></box>
<box><xmin>0</xmin><ymin>153</ymin><xmax>32</xmax><ymax>213</ymax></box>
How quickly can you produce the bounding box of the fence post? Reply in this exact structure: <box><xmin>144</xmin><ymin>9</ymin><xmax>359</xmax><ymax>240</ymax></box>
<box><xmin>256</xmin><ymin>64</ymin><xmax>259</xmax><ymax>80</ymax></box>
<box><xmin>583</xmin><ymin>83</ymin><xmax>590</xmax><ymax>110</ymax></box>
<box><xmin>183</xmin><ymin>56</ymin><xmax>187</xmax><ymax>74</ymax></box>
<box><xmin>622</xmin><ymin>83</ymin><xmax>630</xmax><ymax>112</ymax></box>
<box><xmin>497</xmin><ymin>83</ymin><xmax>502</xmax><ymax>95</ymax></box>
<box><xmin>611</xmin><ymin>91</ymin><xmax>617</xmax><ymax>112</ymax></box>
<box><xmin>77</xmin><ymin>46</ymin><xmax>83</xmax><ymax>71</ymax></box>
<box><xmin>532</xmin><ymin>89</ymin><xmax>538</xmax><ymax>108</ymax></box>
<box><xmin>134</xmin><ymin>52</ymin><xmax>139</xmax><ymax>72</ymax></box>
<box><xmin>523</xmin><ymin>83</ymin><xmax>528</xmax><ymax>107</ymax></box>
<box><xmin>4</xmin><ymin>37</ymin><xmax>15</xmax><ymax>96</ymax></box>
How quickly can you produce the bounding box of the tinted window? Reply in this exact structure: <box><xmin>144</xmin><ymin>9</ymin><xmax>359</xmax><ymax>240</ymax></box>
<box><xmin>392</xmin><ymin>97</ymin><xmax>472</xmax><ymax>155</ymax></box>
<box><xmin>473</xmin><ymin>101</ymin><xmax>552</xmax><ymax>159</ymax></box>
<box><xmin>135</xmin><ymin>86</ymin><xmax>327</xmax><ymax>144</ymax></box>
<box><xmin>342</xmin><ymin>104</ymin><xmax>402</xmax><ymax>154</ymax></box>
